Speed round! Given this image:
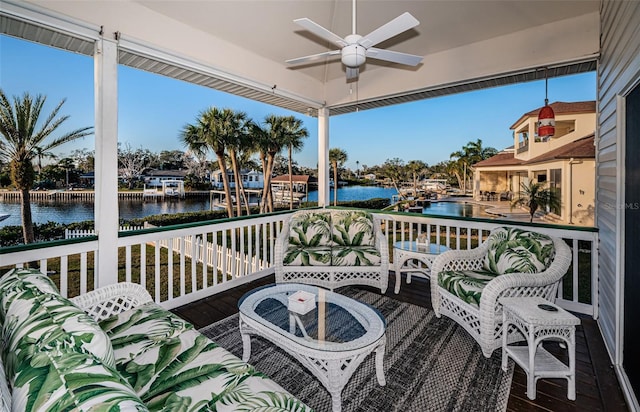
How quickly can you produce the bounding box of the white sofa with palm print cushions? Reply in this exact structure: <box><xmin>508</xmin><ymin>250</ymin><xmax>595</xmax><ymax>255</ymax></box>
<box><xmin>430</xmin><ymin>226</ymin><xmax>572</xmax><ymax>358</ymax></box>
<box><xmin>274</xmin><ymin>209</ymin><xmax>389</xmax><ymax>293</ymax></box>
<box><xmin>0</xmin><ymin>268</ymin><xmax>311</xmax><ymax>412</ymax></box>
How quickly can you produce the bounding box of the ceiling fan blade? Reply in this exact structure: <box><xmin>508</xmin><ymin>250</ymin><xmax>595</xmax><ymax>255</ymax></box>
<box><xmin>366</xmin><ymin>47</ymin><xmax>423</xmax><ymax>66</ymax></box>
<box><xmin>358</xmin><ymin>12</ymin><xmax>419</xmax><ymax>48</ymax></box>
<box><xmin>346</xmin><ymin>67</ymin><xmax>359</xmax><ymax>80</ymax></box>
<box><xmin>286</xmin><ymin>50</ymin><xmax>341</xmax><ymax>65</ymax></box>
<box><xmin>294</xmin><ymin>18</ymin><xmax>348</xmax><ymax>48</ymax></box>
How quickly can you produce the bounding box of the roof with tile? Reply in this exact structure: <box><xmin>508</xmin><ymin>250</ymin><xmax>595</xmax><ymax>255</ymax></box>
<box><xmin>474</xmin><ymin>134</ymin><xmax>595</xmax><ymax>168</ymax></box>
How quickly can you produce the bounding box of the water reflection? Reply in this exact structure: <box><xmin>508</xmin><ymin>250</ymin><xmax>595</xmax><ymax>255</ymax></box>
<box><xmin>0</xmin><ymin>186</ymin><xmax>491</xmax><ymax>227</ymax></box>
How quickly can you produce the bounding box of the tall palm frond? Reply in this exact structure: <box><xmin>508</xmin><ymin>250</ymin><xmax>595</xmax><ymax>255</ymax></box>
<box><xmin>0</xmin><ymin>90</ymin><xmax>93</xmax><ymax>243</ymax></box>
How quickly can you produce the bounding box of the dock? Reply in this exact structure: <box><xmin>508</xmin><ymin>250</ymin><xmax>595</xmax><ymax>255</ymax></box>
<box><xmin>0</xmin><ymin>190</ymin><xmax>210</xmax><ymax>202</ymax></box>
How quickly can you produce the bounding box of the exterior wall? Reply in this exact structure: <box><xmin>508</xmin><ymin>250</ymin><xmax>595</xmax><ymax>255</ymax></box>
<box><xmin>568</xmin><ymin>160</ymin><xmax>596</xmax><ymax>226</ymax></box>
<box><xmin>598</xmin><ymin>1</ymin><xmax>640</xmax><ymax>409</ymax></box>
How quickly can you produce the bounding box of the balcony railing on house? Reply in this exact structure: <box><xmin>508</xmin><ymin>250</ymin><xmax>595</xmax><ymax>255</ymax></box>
<box><xmin>0</xmin><ymin>208</ymin><xmax>598</xmax><ymax>316</ymax></box>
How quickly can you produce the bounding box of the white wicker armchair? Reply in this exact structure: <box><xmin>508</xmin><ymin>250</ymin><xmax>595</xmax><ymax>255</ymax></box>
<box><xmin>430</xmin><ymin>227</ymin><xmax>572</xmax><ymax>357</ymax></box>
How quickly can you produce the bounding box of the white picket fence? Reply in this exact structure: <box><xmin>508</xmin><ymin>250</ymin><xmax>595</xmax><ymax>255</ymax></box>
<box><xmin>65</xmin><ymin>226</ymin><xmax>145</xmax><ymax>239</ymax></box>
<box><xmin>157</xmin><ymin>235</ymin><xmax>267</xmax><ymax>278</ymax></box>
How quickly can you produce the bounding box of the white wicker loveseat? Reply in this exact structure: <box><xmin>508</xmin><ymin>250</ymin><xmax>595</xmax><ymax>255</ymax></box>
<box><xmin>0</xmin><ymin>268</ymin><xmax>311</xmax><ymax>412</ymax></box>
<box><xmin>430</xmin><ymin>226</ymin><xmax>572</xmax><ymax>357</ymax></box>
<box><xmin>275</xmin><ymin>209</ymin><xmax>389</xmax><ymax>293</ymax></box>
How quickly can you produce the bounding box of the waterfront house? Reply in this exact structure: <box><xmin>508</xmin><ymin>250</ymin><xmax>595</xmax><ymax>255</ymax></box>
<box><xmin>210</xmin><ymin>169</ymin><xmax>264</xmax><ymax>190</ymax></box>
<box><xmin>142</xmin><ymin>169</ymin><xmax>188</xmax><ymax>188</ymax></box>
<box><xmin>1</xmin><ymin>1</ymin><xmax>638</xmax><ymax>410</ymax></box>
<box><xmin>473</xmin><ymin>101</ymin><xmax>596</xmax><ymax>226</ymax></box>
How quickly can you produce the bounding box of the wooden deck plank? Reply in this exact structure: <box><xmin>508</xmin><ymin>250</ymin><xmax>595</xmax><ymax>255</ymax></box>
<box><xmin>171</xmin><ymin>272</ymin><xmax>628</xmax><ymax>412</ymax></box>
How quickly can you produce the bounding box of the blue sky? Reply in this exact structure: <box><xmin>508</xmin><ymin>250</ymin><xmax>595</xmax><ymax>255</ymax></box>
<box><xmin>1</xmin><ymin>34</ymin><xmax>597</xmax><ymax>170</ymax></box>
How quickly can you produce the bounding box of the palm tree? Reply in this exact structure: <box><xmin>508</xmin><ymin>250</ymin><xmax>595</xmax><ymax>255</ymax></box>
<box><xmin>180</xmin><ymin>107</ymin><xmax>234</xmax><ymax>218</ymax></box>
<box><xmin>406</xmin><ymin>160</ymin><xmax>427</xmax><ymax>197</ymax></box>
<box><xmin>255</xmin><ymin>115</ymin><xmax>287</xmax><ymax>213</ymax></box>
<box><xmin>329</xmin><ymin>148</ymin><xmax>347</xmax><ymax>206</ymax></box>
<box><xmin>0</xmin><ymin>90</ymin><xmax>93</xmax><ymax>243</ymax></box>
<box><xmin>219</xmin><ymin>109</ymin><xmax>251</xmax><ymax>217</ymax></box>
<box><xmin>281</xmin><ymin>116</ymin><xmax>308</xmax><ymax>210</ymax></box>
<box><xmin>450</xmin><ymin>139</ymin><xmax>498</xmax><ymax>192</ymax></box>
<box><xmin>511</xmin><ymin>181</ymin><xmax>561</xmax><ymax>223</ymax></box>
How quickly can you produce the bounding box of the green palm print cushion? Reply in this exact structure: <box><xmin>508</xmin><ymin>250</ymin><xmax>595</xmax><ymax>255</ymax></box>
<box><xmin>99</xmin><ymin>302</ymin><xmax>194</xmax><ymax>365</ymax></box>
<box><xmin>284</xmin><ymin>211</ymin><xmax>333</xmax><ymax>266</ymax></box>
<box><xmin>482</xmin><ymin>227</ymin><xmax>555</xmax><ymax>275</ymax></box>
<box><xmin>10</xmin><ymin>350</ymin><xmax>147</xmax><ymax>412</ymax></box>
<box><xmin>0</xmin><ymin>268</ymin><xmax>59</xmax><ymax>322</ymax></box>
<box><xmin>331</xmin><ymin>210</ymin><xmax>376</xmax><ymax>247</ymax></box>
<box><xmin>438</xmin><ymin>270</ymin><xmax>499</xmax><ymax>307</ymax></box>
<box><xmin>332</xmin><ymin>246</ymin><xmax>381</xmax><ymax>266</ymax></box>
<box><xmin>0</xmin><ymin>269</ymin><xmax>115</xmax><ymax>379</ymax></box>
<box><xmin>100</xmin><ymin>304</ymin><xmax>310</xmax><ymax>410</ymax></box>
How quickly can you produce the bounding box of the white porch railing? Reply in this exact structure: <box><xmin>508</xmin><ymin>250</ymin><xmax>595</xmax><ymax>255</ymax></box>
<box><xmin>0</xmin><ymin>209</ymin><xmax>598</xmax><ymax>316</ymax></box>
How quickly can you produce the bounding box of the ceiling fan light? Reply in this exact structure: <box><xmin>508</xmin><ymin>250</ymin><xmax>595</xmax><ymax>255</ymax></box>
<box><xmin>341</xmin><ymin>45</ymin><xmax>366</xmax><ymax>67</ymax></box>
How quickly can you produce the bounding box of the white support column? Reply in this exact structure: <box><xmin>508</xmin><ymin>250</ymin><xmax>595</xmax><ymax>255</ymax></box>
<box><xmin>94</xmin><ymin>37</ymin><xmax>119</xmax><ymax>286</ymax></box>
<box><xmin>317</xmin><ymin>108</ymin><xmax>330</xmax><ymax>207</ymax></box>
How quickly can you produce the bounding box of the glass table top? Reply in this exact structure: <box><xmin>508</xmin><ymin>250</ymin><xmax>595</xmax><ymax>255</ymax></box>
<box><xmin>238</xmin><ymin>284</ymin><xmax>385</xmax><ymax>352</ymax></box>
<box><xmin>393</xmin><ymin>240</ymin><xmax>450</xmax><ymax>255</ymax></box>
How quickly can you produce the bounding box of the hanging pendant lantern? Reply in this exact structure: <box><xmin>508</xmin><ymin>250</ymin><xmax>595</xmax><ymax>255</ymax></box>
<box><xmin>537</xmin><ymin>69</ymin><xmax>555</xmax><ymax>138</ymax></box>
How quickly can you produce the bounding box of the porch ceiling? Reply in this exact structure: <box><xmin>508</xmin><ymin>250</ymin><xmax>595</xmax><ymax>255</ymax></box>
<box><xmin>2</xmin><ymin>0</ymin><xmax>600</xmax><ymax>115</ymax></box>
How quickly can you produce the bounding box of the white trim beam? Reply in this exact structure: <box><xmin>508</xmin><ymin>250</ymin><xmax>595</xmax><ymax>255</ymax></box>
<box><xmin>94</xmin><ymin>38</ymin><xmax>119</xmax><ymax>286</ymax></box>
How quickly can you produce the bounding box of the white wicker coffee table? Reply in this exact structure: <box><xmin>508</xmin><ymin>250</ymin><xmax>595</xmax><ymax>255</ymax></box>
<box><xmin>393</xmin><ymin>240</ymin><xmax>450</xmax><ymax>293</ymax></box>
<box><xmin>238</xmin><ymin>283</ymin><xmax>386</xmax><ymax>412</ymax></box>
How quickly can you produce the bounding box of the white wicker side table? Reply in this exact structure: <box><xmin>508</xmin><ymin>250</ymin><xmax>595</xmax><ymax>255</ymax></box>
<box><xmin>500</xmin><ymin>297</ymin><xmax>581</xmax><ymax>401</ymax></box>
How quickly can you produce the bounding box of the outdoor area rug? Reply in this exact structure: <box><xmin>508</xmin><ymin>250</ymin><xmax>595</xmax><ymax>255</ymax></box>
<box><xmin>198</xmin><ymin>287</ymin><xmax>514</xmax><ymax>412</ymax></box>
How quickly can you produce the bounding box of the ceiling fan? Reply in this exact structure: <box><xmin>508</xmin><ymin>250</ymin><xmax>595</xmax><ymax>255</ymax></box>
<box><xmin>286</xmin><ymin>0</ymin><xmax>423</xmax><ymax>80</ymax></box>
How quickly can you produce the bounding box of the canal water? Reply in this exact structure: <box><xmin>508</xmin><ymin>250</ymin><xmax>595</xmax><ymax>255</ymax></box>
<box><xmin>0</xmin><ymin>186</ymin><xmax>489</xmax><ymax>227</ymax></box>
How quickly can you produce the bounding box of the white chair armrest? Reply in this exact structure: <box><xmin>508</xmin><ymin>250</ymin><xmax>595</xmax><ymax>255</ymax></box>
<box><xmin>71</xmin><ymin>282</ymin><xmax>153</xmax><ymax>322</ymax></box>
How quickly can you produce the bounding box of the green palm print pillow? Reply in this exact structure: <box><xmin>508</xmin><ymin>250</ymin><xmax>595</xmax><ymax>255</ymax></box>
<box><xmin>331</xmin><ymin>210</ymin><xmax>376</xmax><ymax>247</ymax></box>
<box><xmin>483</xmin><ymin>227</ymin><xmax>555</xmax><ymax>275</ymax></box>
<box><xmin>0</xmin><ymin>269</ymin><xmax>115</xmax><ymax>379</ymax></box>
<box><xmin>284</xmin><ymin>211</ymin><xmax>333</xmax><ymax>266</ymax></box>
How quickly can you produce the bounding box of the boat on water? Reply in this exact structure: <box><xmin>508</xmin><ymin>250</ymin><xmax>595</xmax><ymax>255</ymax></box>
<box><xmin>0</xmin><ymin>214</ymin><xmax>9</xmax><ymax>222</ymax></box>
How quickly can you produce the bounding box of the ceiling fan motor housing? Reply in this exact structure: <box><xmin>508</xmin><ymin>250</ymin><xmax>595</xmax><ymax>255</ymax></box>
<box><xmin>342</xmin><ymin>44</ymin><xmax>366</xmax><ymax>68</ymax></box>
<box><xmin>342</xmin><ymin>35</ymin><xmax>366</xmax><ymax>67</ymax></box>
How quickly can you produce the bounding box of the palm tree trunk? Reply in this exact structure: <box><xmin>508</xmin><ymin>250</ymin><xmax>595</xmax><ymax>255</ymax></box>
<box><xmin>268</xmin><ymin>154</ymin><xmax>278</xmax><ymax>212</ymax></box>
<box><xmin>228</xmin><ymin>150</ymin><xmax>243</xmax><ymax>217</ymax></box>
<box><xmin>20</xmin><ymin>188</ymin><xmax>35</xmax><ymax>244</ymax></box>
<box><xmin>259</xmin><ymin>154</ymin><xmax>268</xmax><ymax>214</ymax></box>
<box><xmin>332</xmin><ymin>162</ymin><xmax>338</xmax><ymax>206</ymax></box>
<box><xmin>262</xmin><ymin>154</ymin><xmax>275</xmax><ymax>213</ymax></box>
<box><xmin>288</xmin><ymin>145</ymin><xmax>294</xmax><ymax>210</ymax></box>
<box><xmin>215</xmin><ymin>154</ymin><xmax>234</xmax><ymax>218</ymax></box>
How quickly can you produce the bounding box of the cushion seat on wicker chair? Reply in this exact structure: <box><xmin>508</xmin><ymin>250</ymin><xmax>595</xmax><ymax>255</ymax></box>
<box><xmin>275</xmin><ymin>209</ymin><xmax>389</xmax><ymax>292</ymax></box>
<box><xmin>437</xmin><ymin>270</ymin><xmax>496</xmax><ymax>307</ymax></box>
<box><xmin>431</xmin><ymin>226</ymin><xmax>572</xmax><ymax>358</ymax></box>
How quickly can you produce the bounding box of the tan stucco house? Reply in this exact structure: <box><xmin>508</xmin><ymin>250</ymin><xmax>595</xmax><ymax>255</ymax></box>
<box><xmin>473</xmin><ymin>101</ymin><xmax>596</xmax><ymax>226</ymax></box>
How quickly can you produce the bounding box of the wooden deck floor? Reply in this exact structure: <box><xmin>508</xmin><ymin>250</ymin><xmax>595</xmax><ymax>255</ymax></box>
<box><xmin>172</xmin><ymin>273</ymin><xmax>628</xmax><ymax>412</ymax></box>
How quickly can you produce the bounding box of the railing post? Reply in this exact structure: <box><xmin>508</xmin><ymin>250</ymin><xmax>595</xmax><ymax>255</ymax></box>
<box><xmin>94</xmin><ymin>36</ymin><xmax>119</xmax><ymax>287</ymax></box>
